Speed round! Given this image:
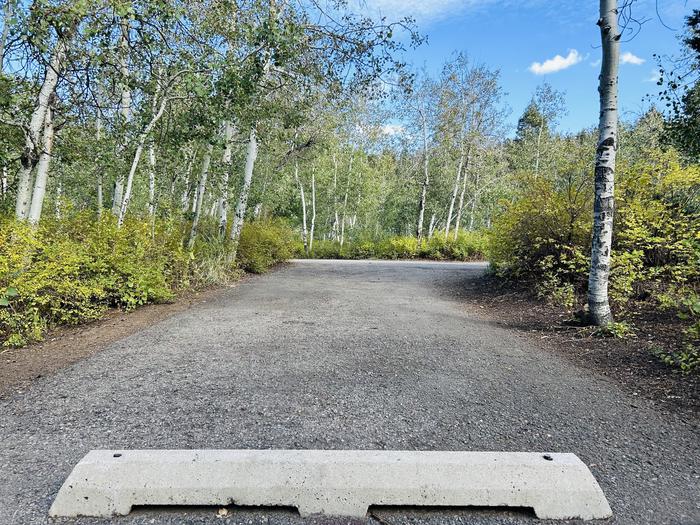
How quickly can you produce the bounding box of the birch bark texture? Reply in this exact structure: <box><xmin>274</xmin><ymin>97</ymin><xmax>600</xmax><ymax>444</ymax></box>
<box><xmin>27</xmin><ymin>104</ymin><xmax>55</xmax><ymax>225</ymax></box>
<box><xmin>188</xmin><ymin>143</ymin><xmax>213</xmax><ymax>249</ymax></box>
<box><xmin>229</xmin><ymin>127</ymin><xmax>259</xmax><ymax>258</ymax></box>
<box><xmin>15</xmin><ymin>39</ymin><xmax>66</xmax><ymax>220</ymax></box>
<box><xmin>217</xmin><ymin>120</ymin><xmax>235</xmax><ymax>236</ymax></box>
<box><xmin>588</xmin><ymin>0</ymin><xmax>620</xmax><ymax>326</ymax></box>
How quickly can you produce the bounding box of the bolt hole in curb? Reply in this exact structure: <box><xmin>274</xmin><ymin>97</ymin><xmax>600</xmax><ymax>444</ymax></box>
<box><xmin>49</xmin><ymin>450</ymin><xmax>612</xmax><ymax>521</ymax></box>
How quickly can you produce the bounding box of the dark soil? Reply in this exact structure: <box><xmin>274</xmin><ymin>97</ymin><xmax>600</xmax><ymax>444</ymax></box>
<box><xmin>0</xmin><ymin>285</ymin><xmax>231</xmax><ymax>398</ymax></box>
<box><xmin>460</xmin><ymin>276</ymin><xmax>699</xmax><ymax>422</ymax></box>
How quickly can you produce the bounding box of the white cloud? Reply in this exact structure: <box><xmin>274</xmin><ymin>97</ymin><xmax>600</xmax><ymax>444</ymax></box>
<box><xmin>529</xmin><ymin>50</ymin><xmax>582</xmax><ymax>75</ymax></box>
<box><xmin>590</xmin><ymin>59</ymin><xmax>601</xmax><ymax>68</ymax></box>
<box><xmin>644</xmin><ymin>70</ymin><xmax>661</xmax><ymax>83</ymax></box>
<box><xmin>621</xmin><ymin>52</ymin><xmax>645</xmax><ymax>65</ymax></box>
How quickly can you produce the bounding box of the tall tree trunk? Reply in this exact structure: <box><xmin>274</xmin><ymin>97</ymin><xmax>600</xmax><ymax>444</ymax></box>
<box><xmin>147</xmin><ymin>142</ymin><xmax>157</xmax><ymax>217</ymax></box>
<box><xmin>112</xmin><ymin>18</ymin><xmax>133</xmax><ymax>215</ymax></box>
<box><xmin>331</xmin><ymin>153</ymin><xmax>339</xmax><ymax>240</ymax></box>
<box><xmin>428</xmin><ymin>213</ymin><xmax>437</xmax><ymax>238</ymax></box>
<box><xmin>454</xmin><ymin>150</ymin><xmax>473</xmax><ymax>239</ymax></box>
<box><xmin>217</xmin><ymin>120</ymin><xmax>235</xmax><ymax>236</ymax></box>
<box><xmin>15</xmin><ymin>40</ymin><xmax>66</xmax><ymax>220</ymax></box>
<box><xmin>96</xmin><ymin>113</ymin><xmax>104</xmax><ymax>218</ymax></box>
<box><xmin>416</xmin><ymin>110</ymin><xmax>429</xmax><ymax>240</ymax></box>
<box><xmin>444</xmin><ymin>149</ymin><xmax>466</xmax><ymax>238</ymax></box>
<box><xmin>0</xmin><ymin>0</ymin><xmax>14</xmax><ymax>68</ymax></box>
<box><xmin>588</xmin><ymin>0</ymin><xmax>620</xmax><ymax>326</ymax></box>
<box><xmin>229</xmin><ymin>126</ymin><xmax>258</xmax><ymax>259</ymax></box>
<box><xmin>309</xmin><ymin>166</ymin><xmax>316</xmax><ymax>254</ymax></box>
<box><xmin>294</xmin><ymin>160</ymin><xmax>308</xmax><ymax>255</ymax></box>
<box><xmin>2</xmin><ymin>165</ymin><xmax>7</xmax><ymax>197</ymax></box>
<box><xmin>27</xmin><ymin>105</ymin><xmax>54</xmax><ymax>225</ymax></box>
<box><xmin>188</xmin><ymin>143</ymin><xmax>213</xmax><ymax>250</ymax></box>
<box><xmin>339</xmin><ymin>155</ymin><xmax>352</xmax><ymax>247</ymax></box>
<box><xmin>117</xmin><ymin>87</ymin><xmax>167</xmax><ymax>227</ymax></box>
<box><xmin>535</xmin><ymin>118</ymin><xmax>543</xmax><ymax>176</ymax></box>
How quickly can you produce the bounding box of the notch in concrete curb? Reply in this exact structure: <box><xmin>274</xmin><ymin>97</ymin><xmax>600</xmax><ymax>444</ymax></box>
<box><xmin>49</xmin><ymin>450</ymin><xmax>612</xmax><ymax>520</ymax></box>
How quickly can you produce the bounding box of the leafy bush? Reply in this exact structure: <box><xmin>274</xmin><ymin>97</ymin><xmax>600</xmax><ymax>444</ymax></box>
<box><xmin>489</xmin><ymin>147</ymin><xmax>699</xmax><ymax>370</ymax></box>
<box><xmin>302</xmin><ymin>232</ymin><xmax>488</xmax><ymax>261</ymax></box>
<box><xmin>0</xmin><ymin>214</ymin><xmax>296</xmax><ymax>347</ymax></box>
<box><xmin>237</xmin><ymin>219</ymin><xmax>299</xmax><ymax>273</ymax></box>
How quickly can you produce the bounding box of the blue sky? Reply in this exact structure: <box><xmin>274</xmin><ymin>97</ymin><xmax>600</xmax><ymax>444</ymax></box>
<box><xmin>365</xmin><ymin>0</ymin><xmax>700</xmax><ymax>133</ymax></box>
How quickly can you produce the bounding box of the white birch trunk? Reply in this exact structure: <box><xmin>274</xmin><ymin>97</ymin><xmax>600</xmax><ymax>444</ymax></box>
<box><xmin>117</xmin><ymin>91</ymin><xmax>168</xmax><ymax>227</ymax></box>
<box><xmin>217</xmin><ymin>120</ymin><xmax>235</xmax><ymax>236</ymax></box>
<box><xmin>27</xmin><ymin>105</ymin><xmax>54</xmax><ymax>225</ymax></box>
<box><xmin>588</xmin><ymin>0</ymin><xmax>619</xmax><ymax>326</ymax></box>
<box><xmin>188</xmin><ymin>143</ymin><xmax>213</xmax><ymax>249</ymax></box>
<box><xmin>428</xmin><ymin>213</ymin><xmax>437</xmax><ymax>238</ymax></box>
<box><xmin>339</xmin><ymin>156</ymin><xmax>352</xmax><ymax>247</ymax></box>
<box><xmin>416</xmin><ymin>110</ymin><xmax>429</xmax><ymax>240</ymax></box>
<box><xmin>444</xmin><ymin>151</ymin><xmax>465</xmax><ymax>238</ymax></box>
<box><xmin>1</xmin><ymin>165</ymin><xmax>7</xmax><ymax>196</ymax></box>
<box><xmin>112</xmin><ymin>19</ymin><xmax>133</xmax><ymax>215</ymax></box>
<box><xmin>331</xmin><ymin>153</ymin><xmax>339</xmax><ymax>240</ymax></box>
<box><xmin>148</xmin><ymin>142</ymin><xmax>157</xmax><ymax>216</ymax></box>
<box><xmin>96</xmin><ymin>114</ymin><xmax>104</xmax><ymax>218</ymax></box>
<box><xmin>228</xmin><ymin>127</ymin><xmax>258</xmax><ymax>259</ymax></box>
<box><xmin>15</xmin><ymin>39</ymin><xmax>66</xmax><ymax>220</ymax></box>
<box><xmin>294</xmin><ymin>161</ymin><xmax>308</xmax><ymax>255</ymax></box>
<box><xmin>309</xmin><ymin>167</ymin><xmax>316</xmax><ymax>254</ymax></box>
<box><xmin>0</xmin><ymin>0</ymin><xmax>13</xmax><ymax>69</ymax></box>
<box><xmin>454</xmin><ymin>151</ymin><xmax>473</xmax><ymax>239</ymax></box>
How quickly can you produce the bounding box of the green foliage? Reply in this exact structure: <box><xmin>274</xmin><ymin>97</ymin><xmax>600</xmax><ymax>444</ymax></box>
<box><xmin>302</xmin><ymin>231</ymin><xmax>488</xmax><ymax>261</ymax></box>
<box><xmin>593</xmin><ymin>321</ymin><xmax>635</xmax><ymax>339</ymax></box>
<box><xmin>237</xmin><ymin>220</ymin><xmax>299</xmax><ymax>274</ymax></box>
<box><xmin>0</xmin><ymin>214</ymin><xmax>295</xmax><ymax>347</ymax></box>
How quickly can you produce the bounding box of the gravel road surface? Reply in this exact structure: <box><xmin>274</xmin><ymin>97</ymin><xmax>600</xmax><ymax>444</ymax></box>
<box><xmin>1</xmin><ymin>260</ymin><xmax>698</xmax><ymax>525</ymax></box>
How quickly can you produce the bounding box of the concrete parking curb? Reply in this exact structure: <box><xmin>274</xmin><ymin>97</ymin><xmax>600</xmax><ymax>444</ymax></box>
<box><xmin>49</xmin><ymin>449</ymin><xmax>612</xmax><ymax>520</ymax></box>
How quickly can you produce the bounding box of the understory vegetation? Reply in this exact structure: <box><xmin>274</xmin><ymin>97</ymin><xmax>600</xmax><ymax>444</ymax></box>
<box><xmin>0</xmin><ymin>215</ymin><xmax>295</xmax><ymax>347</ymax></box>
<box><xmin>0</xmin><ymin>1</ymin><xmax>697</xmax><ymax>374</ymax></box>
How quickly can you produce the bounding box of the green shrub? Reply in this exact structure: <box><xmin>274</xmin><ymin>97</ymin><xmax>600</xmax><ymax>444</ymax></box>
<box><xmin>237</xmin><ymin>219</ymin><xmax>298</xmax><ymax>273</ymax></box>
<box><xmin>0</xmin><ymin>214</ymin><xmax>296</xmax><ymax>347</ymax></box>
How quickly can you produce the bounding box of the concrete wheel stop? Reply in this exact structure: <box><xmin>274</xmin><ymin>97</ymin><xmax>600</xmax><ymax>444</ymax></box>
<box><xmin>49</xmin><ymin>449</ymin><xmax>612</xmax><ymax>520</ymax></box>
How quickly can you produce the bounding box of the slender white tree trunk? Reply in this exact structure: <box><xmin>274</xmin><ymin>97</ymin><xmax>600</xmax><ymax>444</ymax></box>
<box><xmin>15</xmin><ymin>39</ymin><xmax>66</xmax><ymax>220</ymax></box>
<box><xmin>416</xmin><ymin>110</ymin><xmax>430</xmax><ymax>240</ymax></box>
<box><xmin>309</xmin><ymin>166</ymin><xmax>316</xmax><ymax>253</ymax></box>
<box><xmin>454</xmin><ymin>150</ymin><xmax>473</xmax><ymax>239</ymax></box>
<box><xmin>0</xmin><ymin>0</ymin><xmax>13</xmax><ymax>68</ymax></box>
<box><xmin>1</xmin><ymin>165</ymin><xmax>7</xmax><ymax>196</ymax></box>
<box><xmin>535</xmin><ymin>119</ymin><xmax>543</xmax><ymax>176</ymax></box>
<box><xmin>331</xmin><ymin>153</ymin><xmax>339</xmax><ymax>240</ymax></box>
<box><xmin>147</xmin><ymin>142</ymin><xmax>157</xmax><ymax>217</ymax></box>
<box><xmin>117</xmin><ymin>89</ymin><xmax>167</xmax><ymax>227</ymax></box>
<box><xmin>188</xmin><ymin>143</ymin><xmax>213</xmax><ymax>249</ymax></box>
<box><xmin>229</xmin><ymin>127</ymin><xmax>258</xmax><ymax>259</ymax></box>
<box><xmin>294</xmin><ymin>161</ymin><xmax>309</xmax><ymax>255</ymax></box>
<box><xmin>339</xmin><ymin>156</ymin><xmax>352</xmax><ymax>247</ymax></box>
<box><xmin>588</xmin><ymin>0</ymin><xmax>620</xmax><ymax>326</ymax></box>
<box><xmin>112</xmin><ymin>19</ymin><xmax>133</xmax><ymax>215</ymax></box>
<box><xmin>96</xmin><ymin>113</ymin><xmax>104</xmax><ymax>218</ymax></box>
<box><xmin>27</xmin><ymin>106</ymin><xmax>55</xmax><ymax>225</ymax></box>
<box><xmin>428</xmin><ymin>213</ymin><xmax>437</xmax><ymax>238</ymax></box>
<box><xmin>217</xmin><ymin>120</ymin><xmax>235</xmax><ymax>236</ymax></box>
<box><xmin>444</xmin><ymin>150</ymin><xmax>465</xmax><ymax>238</ymax></box>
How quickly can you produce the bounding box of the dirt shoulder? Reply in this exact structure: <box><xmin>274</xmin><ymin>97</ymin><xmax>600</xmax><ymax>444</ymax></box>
<box><xmin>459</xmin><ymin>276</ymin><xmax>699</xmax><ymax>422</ymax></box>
<box><xmin>0</xmin><ymin>285</ymin><xmax>230</xmax><ymax>398</ymax></box>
